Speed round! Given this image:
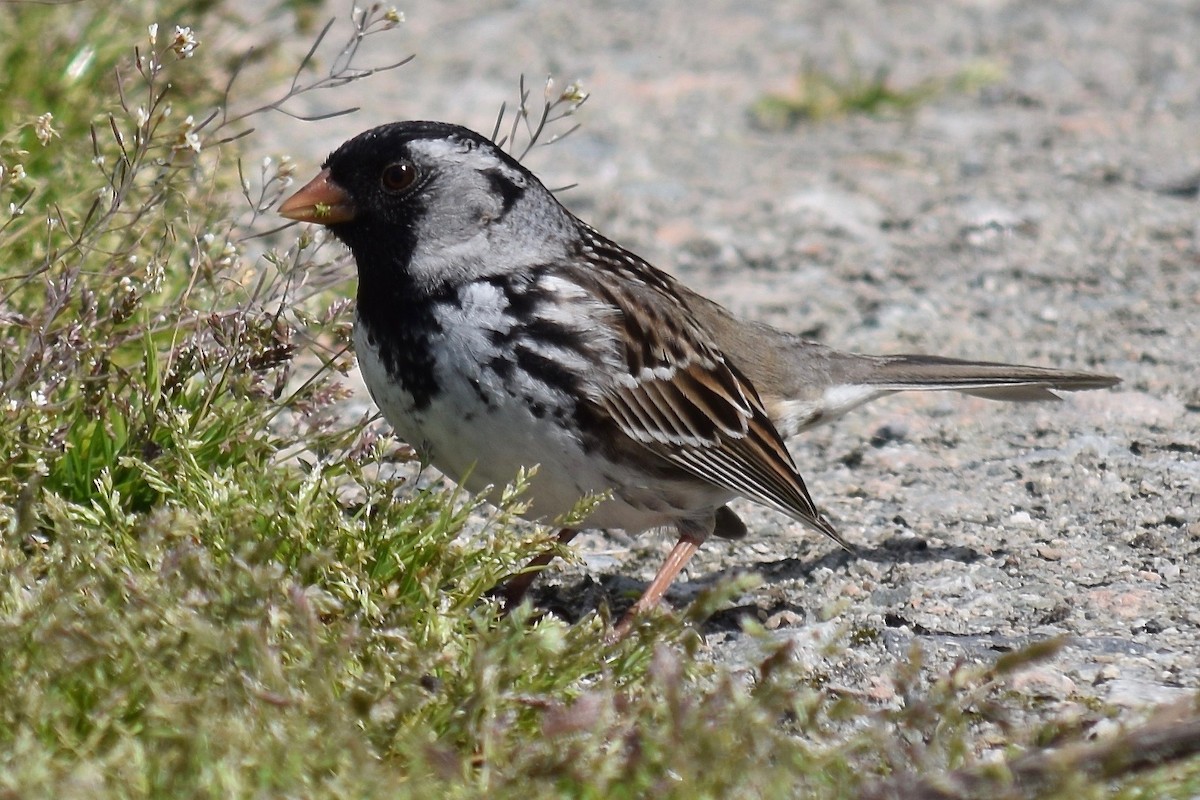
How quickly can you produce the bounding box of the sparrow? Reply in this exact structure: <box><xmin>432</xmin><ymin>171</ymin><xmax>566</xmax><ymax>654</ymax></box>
<box><xmin>279</xmin><ymin>120</ymin><xmax>1119</xmax><ymax>636</ymax></box>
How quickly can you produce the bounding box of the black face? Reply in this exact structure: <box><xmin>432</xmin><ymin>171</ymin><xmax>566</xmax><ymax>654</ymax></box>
<box><xmin>319</xmin><ymin>121</ymin><xmax>526</xmax><ymax>277</ymax></box>
<box><xmin>317</xmin><ymin>123</ymin><xmax>439</xmax><ymax>262</ymax></box>
<box><xmin>324</xmin><ymin>123</ymin><xmax>493</xmax><ymax>410</ymax></box>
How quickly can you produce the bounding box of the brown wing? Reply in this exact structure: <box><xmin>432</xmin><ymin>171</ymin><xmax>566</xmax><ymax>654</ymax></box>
<box><xmin>573</xmin><ymin>227</ymin><xmax>846</xmax><ymax>547</ymax></box>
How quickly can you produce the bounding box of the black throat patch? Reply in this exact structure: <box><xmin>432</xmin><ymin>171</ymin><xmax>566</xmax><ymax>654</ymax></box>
<box><xmin>356</xmin><ymin>273</ymin><xmax>446</xmax><ymax>412</ymax></box>
<box><xmin>339</xmin><ymin>203</ymin><xmax>446</xmax><ymax>412</ymax></box>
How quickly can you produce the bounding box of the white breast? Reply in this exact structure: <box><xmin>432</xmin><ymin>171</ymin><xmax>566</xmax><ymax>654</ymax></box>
<box><xmin>353</xmin><ymin>281</ymin><xmax>702</xmax><ymax>533</ymax></box>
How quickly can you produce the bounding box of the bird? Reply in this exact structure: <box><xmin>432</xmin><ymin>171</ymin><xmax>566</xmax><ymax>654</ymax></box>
<box><xmin>279</xmin><ymin>120</ymin><xmax>1119</xmax><ymax>637</ymax></box>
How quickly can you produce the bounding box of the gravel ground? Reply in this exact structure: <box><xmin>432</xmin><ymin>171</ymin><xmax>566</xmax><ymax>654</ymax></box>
<box><xmin>264</xmin><ymin>0</ymin><xmax>1199</xmax><ymax>716</ymax></box>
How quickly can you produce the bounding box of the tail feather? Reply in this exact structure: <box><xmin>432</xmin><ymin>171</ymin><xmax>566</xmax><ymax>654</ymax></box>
<box><xmin>858</xmin><ymin>353</ymin><xmax>1121</xmax><ymax>396</ymax></box>
<box><xmin>680</xmin><ymin>298</ymin><xmax>1120</xmax><ymax>434</ymax></box>
<box><xmin>766</xmin><ymin>350</ymin><xmax>1121</xmax><ymax>436</ymax></box>
<box><xmin>960</xmin><ymin>385</ymin><xmax>1065</xmax><ymax>402</ymax></box>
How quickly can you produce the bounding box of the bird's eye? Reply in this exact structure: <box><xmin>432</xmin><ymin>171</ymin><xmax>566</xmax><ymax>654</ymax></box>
<box><xmin>381</xmin><ymin>161</ymin><xmax>417</xmax><ymax>193</ymax></box>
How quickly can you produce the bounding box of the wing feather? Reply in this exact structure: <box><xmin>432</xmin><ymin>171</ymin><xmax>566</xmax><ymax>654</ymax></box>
<box><xmin>572</xmin><ymin>228</ymin><xmax>843</xmax><ymax>545</ymax></box>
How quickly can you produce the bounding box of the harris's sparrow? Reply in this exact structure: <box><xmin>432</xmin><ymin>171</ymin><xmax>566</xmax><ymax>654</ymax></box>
<box><xmin>280</xmin><ymin>121</ymin><xmax>1119</xmax><ymax>635</ymax></box>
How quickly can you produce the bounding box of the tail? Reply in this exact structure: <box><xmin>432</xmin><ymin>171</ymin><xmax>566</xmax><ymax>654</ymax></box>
<box><xmin>846</xmin><ymin>353</ymin><xmax>1120</xmax><ymax>401</ymax></box>
<box><xmin>769</xmin><ymin>347</ymin><xmax>1121</xmax><ymax>435</ymax></box>
<box><xmin>678</xmin><ymin>292</ymin><xmax>1121</xmax><ymax>434</ymax></box>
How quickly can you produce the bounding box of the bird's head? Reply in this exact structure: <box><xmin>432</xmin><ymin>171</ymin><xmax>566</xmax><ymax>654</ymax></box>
<box><xmin>280</xmin><ymin>121</ymin><xmax>576</xmax><ymax>292</ymax></box>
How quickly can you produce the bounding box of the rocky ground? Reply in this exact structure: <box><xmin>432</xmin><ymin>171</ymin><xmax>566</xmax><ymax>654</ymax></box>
<box><xmin>263</xmin><ymin>0</ymin><xmax>1198</xmax><ymax>717</ymax></box>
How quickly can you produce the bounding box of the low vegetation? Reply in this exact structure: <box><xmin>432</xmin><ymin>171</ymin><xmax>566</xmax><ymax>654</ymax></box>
<box><xmin>750</xmin><ymin>39</ymin><xmax>1003</xmax><ymax>129</ymax></box>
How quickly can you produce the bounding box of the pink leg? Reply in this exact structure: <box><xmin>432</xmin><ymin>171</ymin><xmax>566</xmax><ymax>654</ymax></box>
<box><xmin>610</xmin><ymin>533</ymin><xmax>702</xmax><ymax>640</ymax></box>
<box><xmin>495</xmin><ymin>528</ymin><xmax>578</xmax><ymax>612</ymax></box>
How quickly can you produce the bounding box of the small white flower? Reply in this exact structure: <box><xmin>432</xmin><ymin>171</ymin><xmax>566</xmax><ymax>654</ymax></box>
<box><xmin>275</xmin><ymin>155</ymin><xmax>296</xmax><ymax>181</ymax></box>
<box><xmin>170</xmin><ymin>25</ymin><xmax>199</xmax><ymax>59</ymax></box>
<box><xmin>148</xmin><ymin>23</ymin><xmax>159</xmax><ymax>44</ymax></box>
<box><xmin>174</xmin><ymin>115</ymin><xmax>201</xmax><ymax>153</ymax></box>
<box><xmin>145</xmin><ymin>259</ymin><xmax>164</xmax><ymax>293</ymax></box>
<box><xmin>561</xmin><ymin>82</ymin><xmax>589</xmax><ymax>105</ymax></box>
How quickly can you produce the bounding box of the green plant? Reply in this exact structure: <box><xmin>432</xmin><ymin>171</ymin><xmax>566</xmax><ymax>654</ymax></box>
<box><xmin>750</xmin><ymin>41</ymin><xmax>1003</xmax><ymax>129</ymax></box>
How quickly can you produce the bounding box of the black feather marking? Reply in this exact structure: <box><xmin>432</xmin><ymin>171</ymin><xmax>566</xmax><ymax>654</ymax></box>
<box><xmin>513</xmin><ymin>343</ymin><xmax>582</xmax><ymax>396</ymax></box>
<box><xmin>485</xmin><ymin>274</ymin><xmax>539</xmax><ymax>318</ymax></box>
<box><xmin>468</xmin><ymin>377</ymin><xmax>491</xmax><ymax>407</ymax></box>
<box><xmin>488</xmin><ymin>355</ymin><xmax>515</xmax><ymax>380</ymax></box>
<box><xmin>350</xmin><ymin>214</ymin><xmax>446</xmax><ymax>411</ymax></box>
<box><xmin>482</xmin><ymin>167</ymin><xmax>526</xmax><ymax>219</ymax></box>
